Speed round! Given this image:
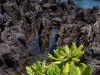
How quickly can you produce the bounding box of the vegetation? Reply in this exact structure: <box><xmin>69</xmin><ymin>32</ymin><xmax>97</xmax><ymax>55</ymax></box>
<box><xmin>25</xmin><ymin>42</ymin><xmax>92</xmax><ymax>75</ymax></box>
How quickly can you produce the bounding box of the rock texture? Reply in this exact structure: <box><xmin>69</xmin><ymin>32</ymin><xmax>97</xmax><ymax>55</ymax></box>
<box><xmin>0</xmin><ymin>0</ymin><xmax>100</xmax><ymax>75</ymax></box>
<box><xmin>0</xmin><ymin>0</ymin><xmax>37</xmax><ymax>75</ymax></box>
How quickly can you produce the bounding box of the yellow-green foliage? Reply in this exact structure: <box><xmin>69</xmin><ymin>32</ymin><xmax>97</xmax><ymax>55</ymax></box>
<box><xmin>25</xmin><ymin>42</ymin><xmax>92</xmax><ymax>75</ymax></box>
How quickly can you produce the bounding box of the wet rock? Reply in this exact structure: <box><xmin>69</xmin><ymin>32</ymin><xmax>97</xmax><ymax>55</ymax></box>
<box><xmin>38</xmin><ymin>16</ymin><xmax>52</xmax><ymax>50</ymax></box>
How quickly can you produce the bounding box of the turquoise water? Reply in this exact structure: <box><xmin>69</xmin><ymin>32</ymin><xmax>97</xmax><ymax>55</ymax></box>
<box><xmin>63</xmin><ymin>0</ymin><xmax>100</xmax><ymax>8</ymax></box>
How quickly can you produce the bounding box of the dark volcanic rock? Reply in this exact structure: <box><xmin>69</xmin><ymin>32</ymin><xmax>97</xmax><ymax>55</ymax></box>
<box><xmin>0</xmin><ymin>0</ymin><xmax>100</xmax><ymax>75</ymax></box>
<box><xmin>56</xmin><ymin>15</ymin><xmax>100</xmax><ymax>75</ymax></box>
<box><xmin>91</xmin><ymin>6</ymin><xmax>99</xmax><ymax>14</ymax></box>
<box><xmin>75</xmin><ymin>9</ymin><xmax>96</xmax><ymax>24</ymax></box>
<box><xmin>41</xmin><ymin>0</ymin><xmax>56</xmax><ymax>4</ymax></box>
<box><xmin>38</xmin><ymin>15</ymin><xmax>52</xmax><ymax>50</ymax></box>
<box><xmin>42</xmin><ymin>3</ymin><xmax>52</xmax><ymax>9</ymax></box>
<box><xmin>68</xmin><ymin>0</ymin><xmax>75</xmax><ymax>5</ymax></box>
<box><xmin>52</xmin><ymin>17</ymin><xmax>62</xmax><ymax>25</ymax></box>
<box><xmin>0</xmin><ymin>0</ymin><xmax>36</xmax><ymax>75</ymax></box>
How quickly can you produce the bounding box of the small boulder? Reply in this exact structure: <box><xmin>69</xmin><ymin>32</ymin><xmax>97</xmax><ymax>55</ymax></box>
<box><xmin>52</xmin><ymin>17</ymin><xmax>63</xmax><ymax>24</ymax></box>
<box><xmin>91</xmin><ymin>6</ymin><xmax>99</xmax><ymax>14</ymax></box>
<box><xmin>42</xmin><ymin>3</ymin><xmax>52</xmax><ymax>9</ymax></box>
<box><xmin>52</xmin><ymin>17</ymin><xmax>62</xmax><ymax>22</ymax></box>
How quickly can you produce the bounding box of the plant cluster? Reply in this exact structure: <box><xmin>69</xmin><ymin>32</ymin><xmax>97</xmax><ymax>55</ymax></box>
<box><xmin>25</xmin><ymin>42</ymin><xmax>92</xmax><ymax>75</ymax></box>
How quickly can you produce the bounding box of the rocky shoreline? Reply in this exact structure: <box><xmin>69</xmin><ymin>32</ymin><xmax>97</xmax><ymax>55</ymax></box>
<box><xmin>0</xmin><ymin>0</ymin><xmax>100</xmax><ymax>75</ymax></box>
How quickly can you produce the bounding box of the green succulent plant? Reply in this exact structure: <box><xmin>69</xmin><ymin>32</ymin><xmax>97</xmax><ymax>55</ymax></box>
<box><xmin>48</xmin><ymin>42</ymin><xmax>84</xmax><ymax>62</ymax></box>
<box><xmin>25</xmin><ymin>42</ymin><xmax>92</xmax><ymax>75</ymax></box>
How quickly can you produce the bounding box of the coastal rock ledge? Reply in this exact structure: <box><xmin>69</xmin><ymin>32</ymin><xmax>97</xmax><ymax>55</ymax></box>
<box><xmin>0</xmin><ymin>0</ymin><xmax>100</xmax><ymax>75</ymax></box>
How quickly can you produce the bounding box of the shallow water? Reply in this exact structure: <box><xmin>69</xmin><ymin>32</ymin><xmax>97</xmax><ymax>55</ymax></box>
<box><xmin>63</xmin><ymin>0</ymin><xmax>100</xmax><ymax>8</ymax></box>
<box><xmin>29</xmin><ymin>29</ymin><xmax>58</xmax><ymax>62</ymax></box>
<box><xmin>28</xmin><ymin>31</ymin><xmax>49</xmax><ymax>62</ymax></box>
<box><xmin>49</xmin><ymin>29</ymin><xmax>58</xmax><ymax>54</ymax></box>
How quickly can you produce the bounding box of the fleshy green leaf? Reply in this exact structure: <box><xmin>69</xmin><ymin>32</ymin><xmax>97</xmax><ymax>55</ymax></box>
<box><xmin>69</xmin><ymin>61</ymin><xmax>79</xmax><ymax>75</ymax></box>
<box><xmin>82</xmin><ymin>64</ymin><xmax>92</xmax><ymax>75</ymax></box>
<box><xmin>71</xmin><ymin>42</ymin><xmax>77</xmax><ymax>52</ymax></box>
<box><xmin>47</xmin><ymin>64</ymin><xmax>60</xmax><ymax>75</ymax></box>
<box><xmin>72</xmin><ymin>58</ymin><xmax>80</xmax><ymax>62</ymax></box>
<box><xmin>48</xmin><ymin>54</ymin><xmax>57</xmax><ymax>60</ymax></box>
<box><xmin>76</xmin><ymin>66</ymin><xmax>81</xmax><ymax>75</ymax></box>
<box><xmin>26</xmin><ymin>66</ymin><xmax>33</xmax><ymax>75</ymax></box>
<box><xmin>77</xmin><ymin>45</ymin><xmax>84</xmax><ymax>51</ymax></box>
<box><xmin>25</xmin><ymin>43</ymin><xmax>92</xmax><ymax>75</ymax></box>
<box><xmin>75</xmin><ymin>51</ymin><xmax>85</xmax><ymax>59</ymax></box>
<box><xmin>53</xmin><ymin>61</ymin><xmax>62</xmax><ymax>65</ymax></box>
<box><xmin>79</xmin><ymin>63</ymin><xmax>86</xmax><ymax>74</ymax></box>
<box><xmin>63</xmin><ymin>62</ymin><xmax>69</xmax><ymax>73</ymax></box>
<box><xmin>63</xmin><ymin>45</ymin><xmax>70</xmax><ymax>54</ymax></box>
<box><xmin>53</xmin><ymin>49</ymin><xmax>58</xmax><ymax>57</ymax></box>
<box><xmin>72</xmin><ymin>50</ymin><xmax>81</xmax><ymax>57</ymax></box>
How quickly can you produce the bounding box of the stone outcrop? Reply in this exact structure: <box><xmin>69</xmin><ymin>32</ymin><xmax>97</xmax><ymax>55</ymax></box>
<box><xmin>0</xmin><ymin>0</ymin><xmax>100</xmax><ymax>75</ymax></box>
<box><xmin>0</xmin><ymin>0</ymin><xmax>37</xmax><ymax>75</ymax></box>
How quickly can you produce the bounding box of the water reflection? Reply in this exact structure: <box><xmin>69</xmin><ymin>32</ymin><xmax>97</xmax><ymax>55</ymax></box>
<box><xmin>28</xmin><ymin>28</ymin><xmax>58</xmax><ymax>62</ymax></box>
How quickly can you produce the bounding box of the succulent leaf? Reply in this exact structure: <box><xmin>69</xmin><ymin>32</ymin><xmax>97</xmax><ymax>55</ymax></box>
<box><xmin>69</xmin><ymin>61</ymin><xmax>79</xmax><ymax>75</ymax></box>
<box><xmin>25</xmin><ymin>42</ymin><xmax>92</xmax><ymax>75</ymax></box>
<box><xmin>26</xmin><ymin>67</ymin><xmax>33</xmax><ymax>75</ymax></box>
<box><xmin>79</xmin><ymin>63</ymin><xmax>86</xmax><ymax>74</ymax></box>
<box><xmin>77</xmin><ymin>45</ymin><xmax>84</xmax><ymax>51</ymax></box>
<box><xmin>71</xmin><ymin>42</ymin><xmax>77</xmax><ymax>52</ymax></box>
<box><xmin>63</xmin><ymin>62</ymin><xmax>69</xmax><ymax>73</ymax></box>
<box><xmin>82</xmin><ymin>64</ymin><xmax>92</xmax><ymax>75</ymax></box>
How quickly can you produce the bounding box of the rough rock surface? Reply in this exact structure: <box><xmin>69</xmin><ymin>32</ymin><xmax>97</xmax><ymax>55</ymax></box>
<box><xmin>0</xmin><ymin>0</ymin><xmax>100</xmax><ymax>75</ymax></box>
<box><xmin>0</xmin><ymin>0</ymin><xmax>38</xmax><ymax>75</ymax></box>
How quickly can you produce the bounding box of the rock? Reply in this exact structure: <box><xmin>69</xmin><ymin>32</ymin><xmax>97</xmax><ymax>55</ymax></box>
<box><xmin>0</xmin><ymin>0</ymin><xmax>100</xmax><ymax>75</ymax></box>
<box><xmin>0</xmin><ymin>44</ymin><xmax>10</xmax><ymax>56</ymax></box>
<box><xmin>56</xmin><ymin>19</ymin><xmax>100</xmax><ymax>75</ymax></box>
<box><xmin>84</xmin><ymin>14</ymin><xmax>96</xmax><ymax>24</ymax></box>
<box><xmin>41</xmin><ymin>0</ymin><xmax>56</xmax><ymax>4</ymax></box>
<box><xmin>52</xmin><ymin>17</ymin><xmax>62</xmax><ymax>24</ymax></box>
<box><xmin>38</xmin><ymin>17</ymin><xmax>52</xmax><ymax>50</ymax></box>
<box><xmin>75</xmin><ymin>8</ymin><xmax>96</xmax><ymax>24</ymax></box>
<box><xmin>0</xmin><ymin>0</ymin><xmax>34</xmax><ymax>75</ymax></box>
<box><xmin>35</xmin><ymin>4</ymin><xmax>43</xmax><ymax>12</ymax></box>
<box><xmin>68</xmin><ymin>0</ymin><xmax>75</xmax><ymax>5</ymax></box>
<box><xmin>0</xmin><ymin>0</ymin><xmax>6</xmax><ymax>4</ymax></box>
<box><xmin>50</xmin><ymin>4</ymin><xmax>58</xmax><ymax>11</ymax></box>
<box><xmin>91</xmin><ymin>6</ymin><xmax>99</xmax><ymax>14</ymax></box>
<box><xmin>0</xmin><ymin>14</ymin><xmax>3</xmax><ymax>24</ymax></box>
<box><xmin>42</xmin><ymin>3</ymin><xmax>52</xmax><ymax>9</ymax></box>
<box><xmin>93</xmin><ymin>21</ymin><xmax>100</xmax><ymax>34</ymax></box>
